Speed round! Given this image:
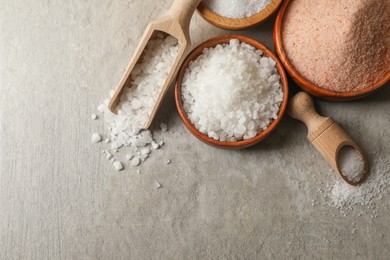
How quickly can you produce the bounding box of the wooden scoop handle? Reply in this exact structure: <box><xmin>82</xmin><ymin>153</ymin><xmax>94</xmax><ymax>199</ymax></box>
<box><xmin>288</xmin><ymin>92</ymin><xmax>368</xmax><ymax>186</ymax></box>
<box><xmin>167</xmin><ymin>0</ymin><xmax>202</xmax><ymax>29</ymax></box>
<box><xmin>288</xmin><ymin>91</ymin><xmax>333</xmax><ymax>141</ymax></box>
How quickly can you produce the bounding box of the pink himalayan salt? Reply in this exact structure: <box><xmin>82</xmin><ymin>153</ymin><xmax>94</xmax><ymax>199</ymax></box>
<box><xmin>282</xmin><ymin>0</ymin><xmax>390</xmax><ymax>92</ymax></box>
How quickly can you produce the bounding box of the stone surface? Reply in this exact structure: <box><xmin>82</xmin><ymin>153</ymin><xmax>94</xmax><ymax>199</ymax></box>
<box><xmin>1</xmin><ymin>0</ymin><xmax>389</xmax><ymax>259</ymax></box>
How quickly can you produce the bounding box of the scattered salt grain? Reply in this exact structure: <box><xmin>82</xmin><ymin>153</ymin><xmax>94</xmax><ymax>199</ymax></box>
<box><xmin>165</xmin><ymin>159</ymin><xmax>171</xmax><ymax>165</ymax></box>
<box><xmin>181</xmin><ymin>39</ymin><xmax>283</xmax><ymax>142</ymax></box>
<box><xmin>91</xmin><ymin>133</ymin><xmax>102</xmax><ymax>143</ymax></box>
<box><xmin>155</xmin><ymin>181</ymin><xmax>162</xmax><ymax>189</ymax></box>
<box><xmin>338</xmin><ymin>146</ymin><xmax>365</xmax><ymax>182</ymax></box>
<box><xmin>160</xmin><ymin>123</ymin><xmax>168</xmax><ymax>132</ymax></box>
<box><xmin>94</xmin><ymin>33</ymin><xmax>179</xmax><ymax>168</ymax></box>
<box><xmin>91</xmin><ymin>114</ymin><xmax>97</xmax><ymax>120</ymax></box>
<box><xmin>203</xmin><ymin>0</ymin><xmax>271</xmax><ymax>18</ymax></box>
<box><xmin>106</xmin><ymin>153</ymin><xmax>113</xmax><ymax>160</ymax></box>
<box><xmin>151</xmin><ymin>141</ymin><xmax>159</xmax><ymax>149</ymax></box>
<box><xmin>131</xmin><ymin>157</ymin><xmax>141</xmax><ymax>167</ymax></box>
<box><xmin>104</xmin><ymin>138</ymin><xmax>110</xmax><ymax>144</ymax></box>
<box><xmin>137</xmin><ymin>169</ymin><xmax>141</xmax><ymax>174</ymax></box>
<box><xmin>113</xmin><ymin>161</ymin><xmax>124</xmax><ymax>171</ymax></box>
<box><xmin>125</xmin><ymin>154</ymin><xmax>133</xmax><ymax>161</ymax></box>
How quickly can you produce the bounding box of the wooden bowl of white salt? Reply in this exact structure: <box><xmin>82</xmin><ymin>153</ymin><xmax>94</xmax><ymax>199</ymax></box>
<box><xmin>175</xmin><ymin>35</ymin><xmax>289</xmax><ymax>149</ymax></box>
<box><xmin>197</xmin><ymin>0</ymin><xmax>283</xmax><ymax>30</ymax></box>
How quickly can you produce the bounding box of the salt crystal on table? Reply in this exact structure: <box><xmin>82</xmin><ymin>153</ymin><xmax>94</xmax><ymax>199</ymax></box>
<box><xmin>151</xmin><ymin>141</ymin><xmax>159</xmax><ymax>149</ymax></box>
<box><xmin>165</xmin><ymin>159</ymin><xmax>171</xmax><ymax>165</ymax></box>
<box><xmin>155</xmin><ymin>181</ymin><xmax>162</xmax><ymax>189</ymax></box>
<box><xmin>125</xmin><ymin>154</ymin><xmax>133</xmax><ymax>161</ymax></box>
<box><xmin>137</xmin><ymin>169</ymin><xmax>141</xmax><ymax>174</ymax></box>
<box><xmin>104</xmin><ymin>138</ymin><xmax>110</xmax><ymax>144</ymax></box>
<box><xmin>131</xmin><ymin>157</ymin><xmax>141</xmax><ymax>167</ymax></box>
<box><xmin>106</xmin><ymin>153</ymin><xmax>113</xmax><ymax>160</ymax></box>
<box><xmin>91</xmin><ymin>133</ymin><xmax>102</xmax><ymax>143</ymax></box>
<box><xmin>160</xmin><ymin>123</ymin><xmax>168</xmax><ymax>132</ymax></box>
<box><xmin>91</xmin><ymin>114</ymin><xmax>97</xmax><ymax>120</ymax></box>
<box><xmin>113</xmin><ymin>161</ymin><xmax>123</xmax><ymax>171</ymax></box>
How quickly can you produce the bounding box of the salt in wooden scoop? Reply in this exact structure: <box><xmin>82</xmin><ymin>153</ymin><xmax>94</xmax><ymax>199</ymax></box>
<box><xmin>108</xmin><ymin>0</ymin><xmax>201</xmax><ymax>129</ymax></box>
<box><xmin>288</xmin><ymin>92</ymin><xmax>368</xmax><ymax>186</ymax></box>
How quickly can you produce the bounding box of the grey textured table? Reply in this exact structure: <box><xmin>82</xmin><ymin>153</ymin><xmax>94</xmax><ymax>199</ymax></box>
<box><xmin>1</xmin><ymin>0</ymin><xmax>389</xmax><ymax>259</ymax></box>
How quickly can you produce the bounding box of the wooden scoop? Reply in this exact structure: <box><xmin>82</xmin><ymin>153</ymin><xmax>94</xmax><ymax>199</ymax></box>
<box><xmin>288</xmin><ymin>92</ymin><xmax>368</xmax><ymax>186</ymax></box>
<box><xmin>108</xmin><ymin>0</ymin><xmax>201</xmax><ymax>129</ymax></box>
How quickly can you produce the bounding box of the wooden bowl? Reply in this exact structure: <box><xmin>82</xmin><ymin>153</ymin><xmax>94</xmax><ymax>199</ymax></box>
<box><xmin>175</xmin><ymin>35</ymin><xmax>289</xmax><ymax>149</ymax></box>
<box><xmin>273</xmin><ymin>0</ymin><xmax>390</xmax><ymax>101</ymax></box>
<box><xmin>197</xmin><ymin>0</ymin><xmax>283</xmax><ymax>30</ymax></box>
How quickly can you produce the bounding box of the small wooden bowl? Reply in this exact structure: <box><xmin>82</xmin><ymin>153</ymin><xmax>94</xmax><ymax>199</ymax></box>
<box><xmin>273</xmin><ymin>0</ymin><xmax>390</xmax><ymax>101</ymax></box>
<box><xmin>197</xmin><ymin>0</ymin><xmax>283</xmax><ymax>30</ymax></box>
<box><xmin>175</xmin><ymin>35</ymin><xmax>289</xmax><ymax>149</ymax></box>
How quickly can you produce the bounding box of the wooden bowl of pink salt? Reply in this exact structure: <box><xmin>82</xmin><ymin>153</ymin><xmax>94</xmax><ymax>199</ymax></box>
<box><xmin>273</xmin><ymin>0</ymin><xmax>390</xmax><ymax>101</ymax></box>
<box><xmin>175</xmin><ymin>35</ymin><xmax>288</xmax><ymax>149</ymax></box>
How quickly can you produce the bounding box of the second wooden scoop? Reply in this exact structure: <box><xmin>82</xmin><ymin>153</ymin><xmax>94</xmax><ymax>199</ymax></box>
<box><xmin>288</xmin><ymin>92</ymin><xmax>368</xmax><ymax>186</ymax></box>
<box><xmin>108</xmin><ymin>0</ymin><xmax>201</xmax><ymax>129</ymax></box>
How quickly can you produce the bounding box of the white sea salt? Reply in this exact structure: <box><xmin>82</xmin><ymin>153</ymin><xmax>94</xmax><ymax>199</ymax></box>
<box><xmin>155</xmin><ymin>181</ymin><xmax>162</xmax><ymax>189</ymax></box>
<box><xmin>113</xmin><ymin>161</ymin><xmax>124</xmax><ymax>171</ymax></box>
<box><xmin>181</xmin><ymin>39</ymin><xmax>283</xmax><ymax>142</ymax></box>
<box><xmin>338</xmin><ymin>146</ymin><xmax>365</xmax><ymax>182</ymax></box>
<box><xmin>125</xmin><ymin>154</ymin><xmax>133</xmax><ymax>161</ymax></box>
<box><xmin>203</xmin><ymin>0</ymin><xmax>272</xmax><ymax>18</ymax></box>
<box><xmin>151</xmin><ymin>141</ymin><xmax>159</xmax><ymax>149</ymax></box>
<box><xmin>91</xmin><ymin>133</ymin><xmax>102</xmax><ymax>143</ymax></box>
<box><xmin>95</xmin><ymin>33</ymin><xmax>178</xmax><ymax>168</ymax></box>
<box><xmin>160</xmin><ymin>123</ymin><xmax>168</xmax><ymax>132</ymax></box>
<box><xmin>166</xmin><ymin>159</ymin><xmax>171</xmax><ymax>165</ymax></box>
<box><xmin>131</xmin><ymin>157</ymin><xmax>141</xmax><ymax>167</ymax></box>
<box><xmin>91</xmin><ymin>114</ymin><xmax>97</xmax><ymax>120</ymax></box>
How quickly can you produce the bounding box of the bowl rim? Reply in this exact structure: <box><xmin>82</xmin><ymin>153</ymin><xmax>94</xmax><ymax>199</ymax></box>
<box><xmin>273</xmin><ymin>0</ymin><xmax>390</xmax><ymax>101</ymax></box>
<box><xmin>174</xmin><ymin>34</ymin><xmax>289</xmax><ymax>149</ymax></box>
<box><xmin>197</xmin><ymin>0</ymin><xmax>283</xmax><ymax>31</ymax></box>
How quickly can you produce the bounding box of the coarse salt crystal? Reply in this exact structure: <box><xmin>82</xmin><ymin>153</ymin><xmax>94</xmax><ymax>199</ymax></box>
<box><xmin>131</xmin><ymin>157</ymin><xmax>141</xmax><ymax>167</ymax></box>
<box><xmin>155</xmin><ymin>181</ymin><xmax>162</xmax><ymax>189</ymax></box>
<box><xmin>91</xmin><ymin>133</ymin><xmax>102</xmax><ymax>143</ymax></box>
<box><xmin>113</xmin><ymin>161</ymin><xmax>123</xmax><ymax>171</ymax></box>
<box><xmin>181</xmin><ymin>39</ymin><xmax>283</xmax><ymax>142</ymax></box>
<box><xmin>93</xmin><ymin>34</ymin><xmax>179</xmax><ymax>168</ymax></box>
<box><xmin>91</xmin><ymin>114</ymin><xmax>97</xmax><ymax>120</ymax></box>
<box><xmin>160</xmin><ymin>123</ymin><xmax>168</xmax><ymax>132</ymax></box>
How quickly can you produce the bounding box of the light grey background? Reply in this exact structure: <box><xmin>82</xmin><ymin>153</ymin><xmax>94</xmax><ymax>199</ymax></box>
<box><xmin>1</xmin><ymin>0</ymin><xmax>389</xmax><ymax>259</ymax></box>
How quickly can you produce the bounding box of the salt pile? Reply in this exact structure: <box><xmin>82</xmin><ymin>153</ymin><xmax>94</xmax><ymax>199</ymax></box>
<box><xmin>93</xmin><ymin>34</ymin><xmax>179</xmax><ymax>170</ymax></box>
<box><xmin>282</xmin><ymin>0</ymin><xmax>390</xmax><ymax>91</ymax></box>
<box><xmin>338</xmin><ymin>146</ymin><xmax>365</xmax><ymax>182</ymax></box>
<box><xmin>330</xmin><ymin>156</ymin><xmax>390</xmax><ymax>211</ymax></box>
<box><xmin>181</xmin><ymin>39</ymin><xmax>283</xmax><ymax>142</ymax></box>
<box><xmin>203</xmin><ymin>0</ymin><xmax>271</xmax><ymax>18</ymax></box>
